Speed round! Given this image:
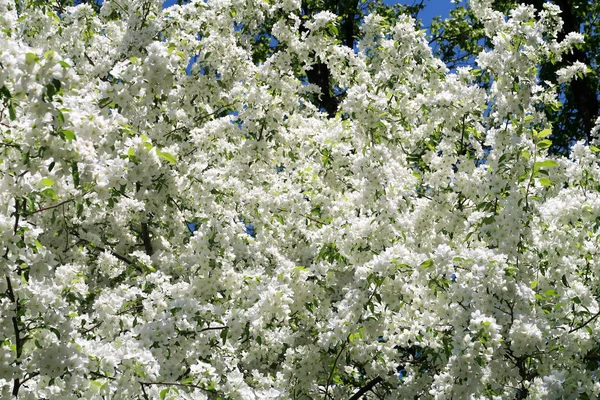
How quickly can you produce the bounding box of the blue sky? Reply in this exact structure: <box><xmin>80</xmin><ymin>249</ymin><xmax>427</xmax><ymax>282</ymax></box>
<box><xmin>381</xmin><ymin>0</ymin><xmax>458</xmax><ymax>29</ymax></box>
<box><xmin>400</xmin><ymin>0</ymin><xmax>457</xmax><ymax>28</ymax></box>
<box><xmin>162</xmin><ymin>0</ymin><xmax>458</xmax><ymax>27</ymax></box>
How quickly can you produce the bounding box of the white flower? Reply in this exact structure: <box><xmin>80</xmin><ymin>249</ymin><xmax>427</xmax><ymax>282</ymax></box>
<box><xmin>556</xmin><ymin>61</ymin><xmax>589</xmax><ymax>84</ymax></box>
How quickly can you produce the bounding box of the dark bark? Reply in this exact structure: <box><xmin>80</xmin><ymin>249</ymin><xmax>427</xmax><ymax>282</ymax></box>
<box><xmin>341</xmin><ymin>0</ymin><xmax>360</xmax><ymax>49</ymax></box>
<box><xmin>301</xmin><ymin>0</ymin><xmax>361</xmax><ymax>118</ymax></box>
<box><xmin>141</xmin><ymin>222</ymin><xmax>154</xmax><ymax>256</ymax></box>
<box><xmin>347</xmin><ymin>376</ymin><xmax>383</xmax><ymax>400</ymax></box>
<box><xmin>554</xmin><ymin>0</ymin><xmax>598</xmax><ymax>144</ymax></box>
<box><xmin>305</xmin><ymin>62</ymin><xmax>338</xmax><ymax>117</ymax></box>
<box><xmin>500</xmin><ymin>0</ymin><xmax>598</xmax><ymax>147</ymax></box>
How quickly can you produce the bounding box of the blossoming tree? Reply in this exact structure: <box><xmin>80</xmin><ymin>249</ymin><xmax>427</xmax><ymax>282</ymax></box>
<box><xmin>1</xmin><ymin>0</ymin><xmax>599</xmax><ymax>398</ymax></box>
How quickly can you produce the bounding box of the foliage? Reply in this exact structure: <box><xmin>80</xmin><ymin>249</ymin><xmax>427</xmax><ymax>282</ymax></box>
<box><xmin>431</xmin><ymin>0</ymin><xmax>600</xmax><ymax>155</ymax></box>
<box><xmin>1</xmin><ymin>0</ymin><xmax>600</xmax><ymax>398</ymax></box>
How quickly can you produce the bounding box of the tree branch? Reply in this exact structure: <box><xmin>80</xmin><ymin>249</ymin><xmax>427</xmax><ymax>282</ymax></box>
<box><xmin>138</xmin><ymin>380</ymin><xmax>212</xmax><ymax>392</ymax></box>
<box><xmin>199</xmin><ymin>325</ymin><xmax>228</xmax><ymax>333</ymax></box>
<box><xmin>324</xmin><ymin>342</ymin><xmax>347</xmax><ymax>399</ymax></box>
<box><xmin>348</xmin><ymin>376</ymin><xmax>383</xmax><ymax>400</ymax></box>
<box><xmin>569</xmin><ymin>310</ymin><xmax>600</xmax><ymax>333</ymax></box>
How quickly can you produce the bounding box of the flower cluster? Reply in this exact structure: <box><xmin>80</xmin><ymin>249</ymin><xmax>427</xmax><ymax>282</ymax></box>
<box><xmin>1</xmin><ymin>0</ymin><xmax>599</xmax><ymax>398</ymax></box>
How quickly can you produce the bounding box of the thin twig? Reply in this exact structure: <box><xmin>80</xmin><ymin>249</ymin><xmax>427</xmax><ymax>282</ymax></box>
<box><xmin>199</xmin><ymin>325</ymin><xmax>227</xmax><ymax>333</ymax></box>
<box><xmin>348</xmin><ymin>376</ymin><xmax>384</xmax><ymax>400</ymax></box>
<box><xmin>81</xmin><ymin>321</ymin><xmax>104</xmax><ymax>335</ymax></box>
<box><xmin>6</xmin><ymin>275</ymin><xmax>23</xmax><ymax>396</ymax></box>
<box><xmin>277</xmin><ymin>208</ymin><xmax>329</xmax><ymax>225</ymax></box>
<box><xmin>29</xmin><ymin>197</ymin><xmax>74</xmax><ymax>214</ymax></box>
<box><xmin>140</xmin><ymin>381</ymin><xmax>150</xmax><ymax>400</ymax></box>
<box><xmin>19</xmin><ymin>371</ymin><xmax>40</xmax><ymax>387</ymax></box>
<box><xmin>299</xmin><ymin>213</ymin><xmax>328</xmax><ymax>225</ymax></box>
<box><xmin>29</xmin><ymin>190</ymin><xmax>92</xmax><ymax>215</ymax></box>
<box><xmin>88</xmin><ymin>242</ymin><xmax>133</xmax><ymax>265</ymax></box>
<box><xmin>89</xmin><ymin>371</ymin><xmax>116</xmax><ymax>380</ymax></box>
<box><xmin>84</xmin><ymin>52</ymin><xmax>95</xmax><ymax>67</ymax></box>
<box><xmin>324</xmin><ymin>342</ymin><xmax>347</xmax><ymax>399</ymax></box>
<box><xmin>569</xmin><ymin>310</ymin><xmax>600</xmax><ymax>333</ymax></box>
<box><xmin>13</xmin><ymin>197</ymin><xmax>20</xmax><ymax>233</ymax></box>
<box><xmin>138</xmin><ymin>380</ymin><xmax>211</xmax><ymax>392</ymax></box>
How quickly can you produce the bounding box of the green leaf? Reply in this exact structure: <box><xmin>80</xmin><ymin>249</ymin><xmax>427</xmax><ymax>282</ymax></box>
<box><xmin>590</xmin><ymin>145</ymin><xmax>600</xmax><ymax>153</ymax></box>
<box><xmin>326</xmin><ymin>22</ymin><xmax>338</xmax><ymax>37</ymax></box>
<box><xmin>49</xmin><ymin>327</ymin><xmax>61</xmax><ymax>340</ymax></box>
<box><xmin>45</xmin><ymin>83</ymin><xmax>57</xmax><ymax>101</ymax></box>
<box><xmin>24</xmin><ymin>196</ymin><xmax>35</xmax><ymax>211</ymax></box>
<box><xmin>160</xmin><ymin>388</ymin><xmax>169</xmax><ymax>400</ymax></box>
<box><xmin>348</xmin><ymin>331</ymin><xmax>362</xmax><ymax>343</ymax></box>
<box><xmin>61</xmin><ymin>130</ymin><xmax>76</xmax><ymax>141</ymax></box>
<box><xmin>482</xmin><ymin>215</ymin><xmax>495</xmax><ymax>224</ymax></box>
<box><xmin>420</xmin><ymin>259</ymin><xmax>434</xmax><ymax>269</ymax></box>
<box><xmin>71</xmin><ymin>163</ymin><xmax>80</xmax><ymax>188</ymax></box>
<box><xmin>534</xmin><ymin>128</ymin><xmax>552</xmax><ymax>138</ymax></box>
<box><xmin>0</xmin><ymin>85</ymin><xmax>10</xmax><ymax>99</ymax></box>
<box><xmin>220</xmin><ymin>327</ymin><xmax>229</xmax><ymax>345</ymax></box>
<box><xmin>543</xmin><ymin>289</ymin><xmax>558</xmax><ymax>297</ymax></box>
<box><xmin>44</xmin><ymin>50</ymin><xmax>55</xmax><ymax>60</ymax></box>
<box><xmin>25</xmin><ymin>52</ymin><xmax>39</xmax><ymax>65</ymax></box>
<box><xmin>547</xmin><ymin>101</ymin><xmax>562</xmax><ymax>112</ymax></box>
<box><xmin>40</xmin><ymin>177</ymin><xmax>55</xmax><ymax>187</ymax></box>
<box><xmin>98</xmin><ymin>97</ymin><xmax>112</xmax><ymax>108</ymax></box>
<box><xmin>144</xmin><ymin>265</ymin><xmax>156</xmax><ymax>272</ymax></box>
<box><xmin>41</xmin><ymin>188</ymin><xmax>58</xmax><ymax>200</ymax></box>
<box><xmin>8</xmin><ymin>104</ymin><xmax>16</xmax><ymax>120</ymax></box>
<box><xmin>59</xmin><ymin>60</ymin><xmax>71</xmax><ymax>68</ymax></box>
<box><xmin>517</xmin><ymin>172</ymin><xmax>529</xmax><ymax>183</ymax></box>
<box><xmin>534</xmin><ymin>160</ymin><xmax>558</xmax><ymax>168</ymax></box>
<box><xmin>160</xmin><ymin>151</ymin><xmax>177</xmax><ymax>164</ymax></box>
<box><xmin>275</xmin><ymin>214</ymin><xmax>284</xmax><ymax>224</ymax></box>
<box><xmin>539</xmin><ymin>178</ymin><xmax>553</xmax><ymax>187</ymax></box>
<box><xmin>585</xmin><ymin>326</ymin><xmax>593</xmax><ymax>335</ymax></box>
<box><xmin>537</xmin><ymin>139</ymin><xmax>552</xmax><ymax>149</ymax></box>
<box><xmin>465</xmin><ymin>230</ymin><xmax>474</xmax><ymax>242</ymax></box>
<box><xmin>530</xmin><ymin>279</ymin><xmax>538</xmax><ymax>289</ymax></box>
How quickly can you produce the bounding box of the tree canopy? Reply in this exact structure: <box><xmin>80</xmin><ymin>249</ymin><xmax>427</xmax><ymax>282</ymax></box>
<box><xmin>431</xmin><ymin>0</ymin><xmax>600</xmax><ymax>155</ymax></box>
<box><xmin>1</xmin><ymin>0</ymin><xmax>600</xmax><ymax>399</ymax></box>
